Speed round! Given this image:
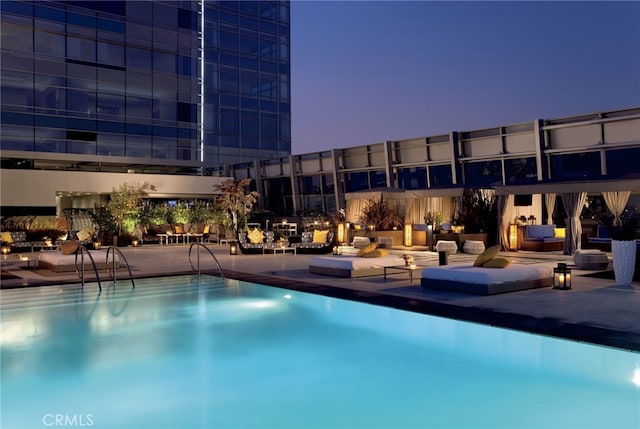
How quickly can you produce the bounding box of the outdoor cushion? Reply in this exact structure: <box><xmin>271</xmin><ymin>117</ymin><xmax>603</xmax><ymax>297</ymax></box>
<box><xmin>357</xmin><ymin>242</ymin><xmax>377</xmax><ymax>257</ymax></box>
<box><xmin>362</xmin><ymin>248</ymin><xmax>389</xmax><ymax>258</ymax></box>
<box><xmin>313</xmin><ymin>229</ymin><xmax>329</xmax><ymax>243</ymax></box>
<box><xmin>76</xmin><ymin>228</ymin><xmax>92</xmax><ymax>241</ymax></box>
<box><xmin>554</xmin><ymin>228</ymin><xmax>565</xmax><ymax>238</ymax></box>
<box><xmin>473</xmin><ymin>244</ymin><xmax>500</xmax><ymax>267</ymax></box>
<box><xmin>1</xmin><ymin>231</ymin><xmax>13</xmax><ymax>243</ymax></box>
<box><xmin>174</xmin><ymin>224</ymin><xmax>185</xmax><ymax>234</ymax></box>
<box><xmin>526</xmin><ymin>225</ymin><xmax>555</xmax><ymax>238</ymax></box>
<box><xmin>247</xmin><ymin>228</ymin><xmax>264</xmax><ymax>244</ymax></box>
<box><xmin>60</xmin><ymin>241</ymin><xmax>79</xmax><ymax>255</ymax></box>
<box><xmin>482</xmin><ymin>257</ymin><xmax>511</xmax><ymax>268</ymax></box>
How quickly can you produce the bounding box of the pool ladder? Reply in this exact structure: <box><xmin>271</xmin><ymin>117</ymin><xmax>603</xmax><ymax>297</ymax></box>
<box><xmin>73</xmin><ymin>244</ymin><xmax>135</xmax><ymax>292</ymax></box>
<box><xmin>188</xmin><ymin>242</ymin><xmax>225</xmax><ymax>279</ymax></box>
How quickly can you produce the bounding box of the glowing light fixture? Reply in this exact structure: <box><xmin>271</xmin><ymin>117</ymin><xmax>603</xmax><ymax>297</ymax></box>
<box><xmin>229</xmin><ymin>242</ymin><xmax>238</xmax><ymax>255</ymax></box>
<box><xmin>509</xmin><ymin>223</ymin><xmax>518</xmax><ymax>251</ymax></box>
<box><xmin>337</xmin><ymin>223</ymin><xmax>345</xmax><ymax>243</ymax></box>
<box><xmin>404</xmin><ymin>223</ymin><xmax>412</xmax><ymax>247</ymax></box>
<box><xmin>553</xmin><ymin>263</ymin><xmax>572</xmax><ymax>290</ymax></box>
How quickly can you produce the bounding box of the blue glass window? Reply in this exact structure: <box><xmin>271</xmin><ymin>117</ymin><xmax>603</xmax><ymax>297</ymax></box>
<box><xmin>550</xmin><ymin>152</ymin><xmax>601</xmax><ymax>181</ymax></box>
<box><xmin>178</xmin><ymin>9</ymin><xmax>197</xmax><ymax>30</ymax></box>
<box><xmin>345</xmin><ymin>172</ymin><xmax>369</xmax><ymax>193</ymax></box>
<box><xmin>606</xmin><ymin>148</ymin><xmax>640</xmax><ymax>178</ymax></box>
<box><xmin>220</xmin><ymin>32</ymin><xmax>238</xmax><ymax>51</ymax></box>
<box><xmin>67</xmin><ymin>12</ymin><xmax>96</xmax><ymax>28</ymax></box>
<box><xmin>97</xmin><ymin>42</ymin><xmax>124</xmax><ymax>66</ymax></box>
<box><xmin>126</xmin><ymin>124</ymin><xmax>152</xmax><ymax>136</ymax></box>
<box><xmin>97</xmin><ymin>18</ymin><xmax>125</xmax><ymax>33</ymax></box>
<box><xmin>35</xmin><ymin>31</ymin><xmax>65</xmax><ymax>57</ymax></box>
<box><xmin>97</xmin><ymin>134</ymin><xmax>125</xmax><ymax>156</ymax></box>
<box><xmin>153</xmin><ymin>3</ymin><xmax>176</xmax><ymax>27</ymax></box>
<box><xmin>34</xmin><ymin>6</ymin><xmax>64</xmax><ymax>23</ymax></box>
<box><xmin>2</xmin><ymin>1</ymin><xmax>33</xmax><ymax>16</ymax></box>
<box><xmin>35</xmin><ymin>115</ymin><xmax>66</xmax><ymax>128</ymax></box>
<box><xmin>505</xmin><ymin>157</ymin><xmax>537</xmax><ymax>184</ymax></box>
<box><xmin>463</xmin><ymin>160</ymin><xmax>502</xmax><ymax>186</ymax></box>
<box><xmin>97</xmin><ymin>94</ymin><xmax>124</xmax><ymax>119</ymax></box>
<box><xmin>67</xmin><ymin>37</ymin><xmax>96</xmax><ymax>62</ymax></box>
<box><xmin>98</xmin><ymin>121</ymin><xmax>125</xmax><ymax>133</ymax></box>
<box><xmin>397</xmin><ymin>167</ymin><xmax>427</xmax><ymax>190</ymax></box>
<box><xmin>177</xmin><ymin>103</ymin><xmax>196</xmax><ymax>123</ymax></box>
<box><xmin>34</xmin><ymin>86</ymin><xmax>64</xmax><ymax>112</ymax></box>
<box><xmin>126</xmin><ymin>47</ymin><xmax>151</xmax><ymax>70</ymax></box>
<box><xmin>126</xmin><ymin>96</ymin><xmax>152</xmax><ymax>118</ymax></box>
<box><xmin>153</xmin><ymin>52</ymin><xmax>175</xmax><ymax>74</ymax></box>
<box><xmin>429</xmin><ymin>164</ymin><xmax>453</xmax><ymax>187</ymax></box>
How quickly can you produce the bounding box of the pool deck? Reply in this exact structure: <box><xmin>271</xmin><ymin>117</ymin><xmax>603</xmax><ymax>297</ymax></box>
<box><xmin>2</xmin><ymin>243</ymin><xmax>639</xmax><ymax>352</ymax></box>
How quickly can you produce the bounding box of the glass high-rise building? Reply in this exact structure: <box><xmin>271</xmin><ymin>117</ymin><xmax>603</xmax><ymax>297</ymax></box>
<box><xmin>0</xmin><ymin>0</ymin><xmax>291</xmax><ymax>175</ymax></box>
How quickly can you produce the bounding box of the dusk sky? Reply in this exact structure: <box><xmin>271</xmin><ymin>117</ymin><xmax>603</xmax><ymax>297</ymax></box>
<box><xmin>289</xmin><ymin>1</ymin><xmax>640</xmax><ymax>154</ymax></box>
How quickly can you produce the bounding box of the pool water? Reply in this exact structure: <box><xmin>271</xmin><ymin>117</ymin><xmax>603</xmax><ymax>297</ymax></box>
<box><xmin>1</xmin><ymin>275</ymin><xmax>639</xmax><ymax>429</ymax></box>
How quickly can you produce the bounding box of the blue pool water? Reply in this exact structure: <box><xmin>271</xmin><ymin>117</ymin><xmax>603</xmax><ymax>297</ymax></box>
<box><xmin>1</xmin><ymin>275</ymin><xmax>639</xmax><ymax>429</ymax></box>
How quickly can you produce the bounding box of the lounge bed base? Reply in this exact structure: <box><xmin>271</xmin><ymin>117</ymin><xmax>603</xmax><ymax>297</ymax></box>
<box><xmin>309</xmin><ymin>265</ymin><xmax>385</xmax><ymax>278</ymax></box>
<box><xmin>421</xmin><ymin>277</ymin><xmax>551</xmax><ymax>295</ymax></box>
<box><xmin>420</xmin><ymin>264</ymin><xmax>552</xmax><ymax>295</ymax></box>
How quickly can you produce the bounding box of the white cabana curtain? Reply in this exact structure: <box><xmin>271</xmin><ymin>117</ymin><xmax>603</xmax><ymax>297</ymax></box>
<box><xmin>544</xmin><ymin>193</ymin><xmax>556</xmax><ymax>225</ymax></box>
<box><xmin>404</xmin><ymin>197</ymin><xmax>454</xmax><ymax>225</ymax></box>
<box><xmin>345</xmin><ymin>199</ymin><xmax>367</xmax><ymax>224</ymax></box>
<box><xmin>602</xmin><ymin>191</ymin><xmax>631</xmax><ymax>225</ymax></box>
<box><xmin>560</xmin><ymin>192</ymin><xmax>587</xmax><ymax>255</ymax></box>
<box><xmin>498</xmin><ymin>194</ymin><xmax>514</xmax><ymax>251</ymax></box>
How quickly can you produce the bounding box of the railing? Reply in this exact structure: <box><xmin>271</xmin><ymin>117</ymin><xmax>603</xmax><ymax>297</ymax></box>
<box><xmin>106</xmin><ymin>246</ymin><xmax>135</xmax><ymax>289</ymax></box>
<box><xmin>74</xmin><ymin>245</ymin><xmax>102</xmax><ymax>292</ymax></box>
<box><xmin>188</xmin><ymin>242</ymin><xmax>225</xmax><ymax>279</ymax></box>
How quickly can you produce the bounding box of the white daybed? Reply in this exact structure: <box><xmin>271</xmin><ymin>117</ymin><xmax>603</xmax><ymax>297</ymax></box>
<box><xmin>38</xmin><ymin>251</ymin><xmax>120</xmax><ymax>273</ymax></box>
<box><xmin>309</xmin><ymin>255</ymin><xmax>403</xmax><ymax>278</ymax></box>
<box><xmin>421</xmin><ymin>264</ymin><xmax>552</xmax><ymax>295</ymax></box>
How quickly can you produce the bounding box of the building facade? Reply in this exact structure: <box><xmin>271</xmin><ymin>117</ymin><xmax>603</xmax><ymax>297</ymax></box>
<box><xmin>0</xmin><ymin>0</ymin><xmax>291</xmax><ymax>214</ymax></box>
<box><xmin>229</xmin><ymin>107</ymin><xmax>640</xmax><ymax>218</ymax></box>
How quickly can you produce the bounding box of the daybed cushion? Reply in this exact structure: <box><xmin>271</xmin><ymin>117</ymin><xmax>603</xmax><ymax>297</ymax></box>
<box><xmin>482</xmin><ymin>257</ymin><xmax>511</xmax><ymax>268</ymax></box>
<box><xmin>362</xmin><ymin>249</ymin><xmax>389</xmax><ymax>258</ymax></box>
<box><xmin>309</xmin><ymin>255</ymin><xmax>402</xmax><ymax>278</ymax></box>
<box><xmin>357</xmin><ymin>242</ymin><xmax>377</xmax><ymax>257</ymax></box>
<box><xmin>473</xmin><ymin>245</ymin><xmax>500</xmax><ymax>267</ymax></box>
<box><xmin>421</xmin><ymin>264</ymin><xmax>552</xmax><ymax>295</ymax></box>
<box><xmin>38</xmin><ymin>250</ymin><xmax>120</xmax><ymax>273</ymax></box>
<box><xmin>526</xmin><ymin>225</ymin><xmax>555</xmax><ymax>239</ymax></box>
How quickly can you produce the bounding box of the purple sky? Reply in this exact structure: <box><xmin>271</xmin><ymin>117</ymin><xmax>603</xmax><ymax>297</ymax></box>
<box><xmin>289</xmin><ymin>1</ymin><xmax>640</xmax><ymax>154</ymax></box>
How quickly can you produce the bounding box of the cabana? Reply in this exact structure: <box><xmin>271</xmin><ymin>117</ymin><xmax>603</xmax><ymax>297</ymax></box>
<box><xmin>494</xmin><ymin>179</ymin><xmax>640</xmax><ymax>255</ymax></box>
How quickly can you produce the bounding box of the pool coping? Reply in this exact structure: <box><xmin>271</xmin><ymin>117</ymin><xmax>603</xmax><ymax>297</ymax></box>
<box><xmin>222</xmin><ymin>269</ymin><xmax>640</xmax><ymax>353</ymax></box>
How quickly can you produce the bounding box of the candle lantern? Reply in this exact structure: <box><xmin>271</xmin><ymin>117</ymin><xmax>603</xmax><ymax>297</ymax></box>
<box><xmin>229</xmin><ymin>242</ymin><xmax>238</xmax><ymax>255</ymax></box>
<box><xmin>93</xmin><ymin>241</ymin><xmax>102</xmax><ymax>250</ymax></box>
<box><xmin>553</xmin><ymin>263</ymin><xmax>572</xmax><ymax>290</ymax></box>
<box><xmin>404</xmin><ymin>223</ymin><xmax>412</xmax><ymax>247</ymax></box>
<box><xmin>1</xmin><ymin>244</ymin><xmax>10</xmax><ymax>255</ymax></box>
<box><xmin>131</xmin><ymin>239</ymin><xmax>140</xmax><ymax>247</ymax></box>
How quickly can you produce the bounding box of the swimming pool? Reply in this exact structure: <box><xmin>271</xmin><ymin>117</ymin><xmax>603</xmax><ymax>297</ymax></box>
<box><xmin>1</xmin><ymin>275</ymin><xmax>639</xmax><ymax>429</ymax></box>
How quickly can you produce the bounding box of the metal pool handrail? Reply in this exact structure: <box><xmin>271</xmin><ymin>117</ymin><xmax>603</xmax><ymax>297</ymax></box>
<box><xmin>106</xmin><ymin>246</ymin><xmax>135</xmax><ymax>289</ymax></box>
<box><xmin>188</xmin><ymin>242</ymin><xmax>225</xmax><ymax>279</ymax></box>
<box><xmin>74</xmin><ymin>244</ymin><xmax>102</xmax><ymax>292</ymax></box>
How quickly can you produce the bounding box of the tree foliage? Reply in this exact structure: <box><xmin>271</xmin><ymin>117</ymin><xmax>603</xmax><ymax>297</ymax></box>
<box><xmin>106</xmin><ymin>182</ymin><xmax>156</xmax><ymax>234</ymax></box>
<box><xmin>214</xmin><ymin>178</ymin><xmax>259</xmax><ymax>232</ymax></box>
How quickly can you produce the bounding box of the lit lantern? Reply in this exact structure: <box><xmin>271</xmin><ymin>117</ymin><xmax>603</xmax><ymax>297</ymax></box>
<box><xmin>1</xmin><ymin>244</ymin><xmax>10</xmax><ymax>255</ymax></box>
<box><xmin>509</xmin><ymin>223</ymin><xmax>519</xmax><ymax>251</ymax></box>
<box><xmin>93</xmin><ymin>241</ymin><xmax>102</xmax><ymax>250</ymax></box>
<box><xmin>553</xmin><ymin>263</ymin><xmax>572</xmax><ymax>290</ymax></box>
<box><xmin>131</xmin><ymin>239</ymin><xmax>140</xmax><ymax>247</ymax></box>
<box><xmin>404</xmin><ymin>223</ymin><xmax>412</xmax><ymax>247</ymax></box>
<box><xmin>229</xmin><ymin>242</ymin><xmax>238</xmax><ymax>255</ymax></box>
<box><xmin>337</xmin><ymin>223</ymin><xmax>345</xmax><ymax>244</ymax></box>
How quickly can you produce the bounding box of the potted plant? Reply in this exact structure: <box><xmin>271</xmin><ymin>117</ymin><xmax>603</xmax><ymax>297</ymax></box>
<box><xmin>601</xmin><ymin>214</ymin><xmax>638</xmax><ymax>286</ymax></box>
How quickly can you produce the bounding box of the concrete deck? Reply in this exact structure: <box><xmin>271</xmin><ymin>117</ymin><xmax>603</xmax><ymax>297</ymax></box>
<box><xmin>2</xmin><ymin>243</ymin><xmax>639</xmax><ymax>352</ymax></box>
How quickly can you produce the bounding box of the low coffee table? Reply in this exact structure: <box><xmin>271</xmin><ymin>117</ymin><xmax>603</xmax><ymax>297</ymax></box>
<box><xmin>1</xmin><ymin>254</ymin><xmax>38</xmax><ymax>269</ymax></box>
<box><xmin>383</xmin><ymin>265</ymin><xmax>422</xmax><ymax>283</ymax></box>
<box><xmin>263</xmin><ymin>246</ymin><xmax>296</xmax><ymax>256</ymax></box>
